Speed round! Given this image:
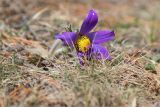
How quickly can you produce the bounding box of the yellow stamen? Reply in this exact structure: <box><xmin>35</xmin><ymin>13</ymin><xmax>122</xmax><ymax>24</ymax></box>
<box><xmin>75</xmin><ymin>36</ymin><xmax>91</xmax><ymax>53</ymax></box>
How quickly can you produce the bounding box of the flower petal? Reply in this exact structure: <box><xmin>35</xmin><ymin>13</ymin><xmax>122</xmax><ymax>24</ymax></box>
<box><xmin>87</xmin><ymin>30</ymin><xmax>115</xmax><ymax>44</ymax></box>
<box><xmin>55</xmin><ymin>32</ymin><xmax>77</xmax><ymax>46</ymax></box>
<box><xmin>91</xmin><ymin>44</ymin><xmax>111</xmax><ymax>60</ymax></box>
<box><xmin>77</xmin><ymin>52</ymin><xmax>85</xmax><ymax>65</ymax></box>
<box><xmin>80</xmin><ymin>9</ymin><xmax>98</xmax><ymax>35</ymax></box>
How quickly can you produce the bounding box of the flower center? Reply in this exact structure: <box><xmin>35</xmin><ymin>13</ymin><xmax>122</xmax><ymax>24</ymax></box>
<box><xmin>75</xmin><ymin>36</ymin><xmax>91</xmax><ymax>53</ymax></box>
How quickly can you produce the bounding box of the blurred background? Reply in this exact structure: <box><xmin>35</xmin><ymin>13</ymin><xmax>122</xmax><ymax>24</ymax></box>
<box><xmin>0</xmin><ymin>0</ymin><xmax>160</xmax><ymax>46</ymax></box>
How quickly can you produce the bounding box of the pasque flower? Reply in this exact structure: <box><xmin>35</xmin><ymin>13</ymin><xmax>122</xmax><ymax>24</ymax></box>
<box><xmin>55</xmin><ymin>9</ymin><xmax>115</xmax><ymax>64</ymax></box>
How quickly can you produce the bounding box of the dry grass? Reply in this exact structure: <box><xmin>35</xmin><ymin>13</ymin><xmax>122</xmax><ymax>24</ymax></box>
<box><xmin>0</xmin><ymin>0</ymin><xmax>160</xmax><ymax>107</ymax></box>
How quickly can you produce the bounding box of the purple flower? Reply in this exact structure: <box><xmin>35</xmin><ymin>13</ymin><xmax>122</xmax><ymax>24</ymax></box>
<box><xmin>55</xmin><ymin>9</ymin><xmax>115</xmax><ymax>64</ymax></box>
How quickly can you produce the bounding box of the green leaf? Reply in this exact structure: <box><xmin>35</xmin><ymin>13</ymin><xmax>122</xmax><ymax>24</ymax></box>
<box><xmin>145</xmin><ymin>63</ymin><xmax>156</xmax><ymax>74</ymax></box>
